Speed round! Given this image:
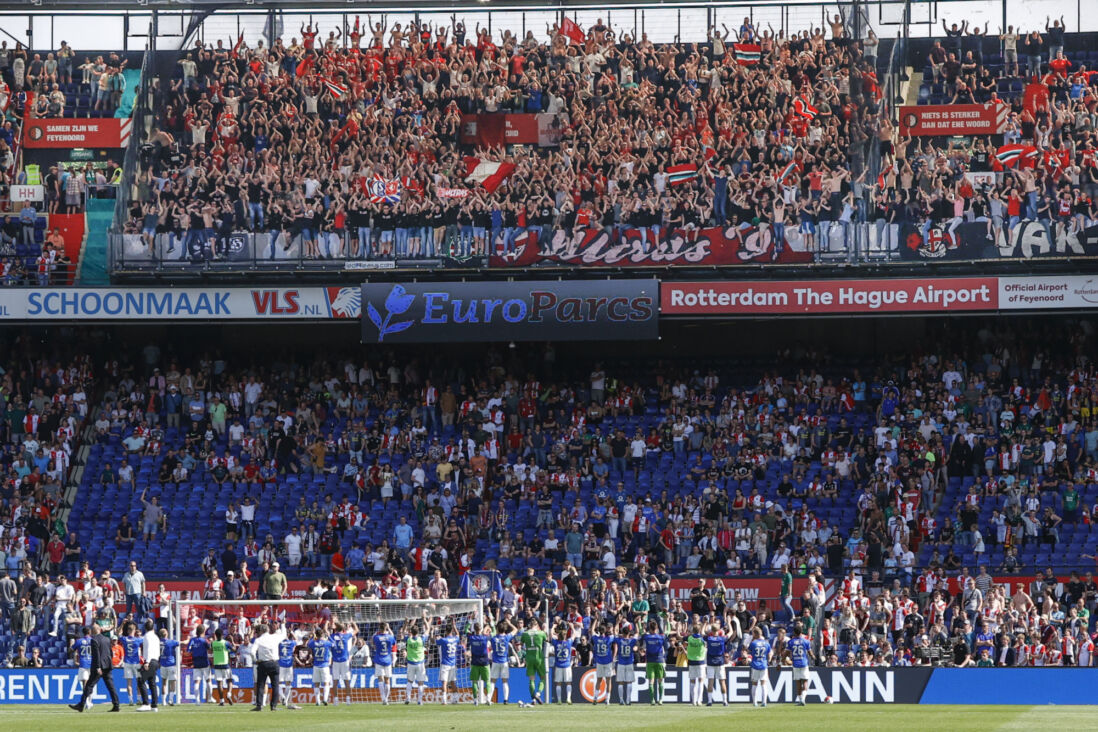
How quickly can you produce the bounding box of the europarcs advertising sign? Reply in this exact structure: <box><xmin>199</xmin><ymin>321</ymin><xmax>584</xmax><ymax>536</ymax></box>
<box><xmin>360</xmin><ymin>280</ymin><xmax>658</xmax><ymax>343</ymax></box>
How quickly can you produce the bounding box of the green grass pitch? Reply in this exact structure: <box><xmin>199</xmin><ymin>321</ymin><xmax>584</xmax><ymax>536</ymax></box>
<box><xmin>5</xmin><ymin>703</ymin><xmax>1097</xmax><ymax>731</ymax></box>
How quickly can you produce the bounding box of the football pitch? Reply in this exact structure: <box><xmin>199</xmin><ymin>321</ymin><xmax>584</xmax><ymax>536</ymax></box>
<box><xmin>5</xmin><ymin>703</ymin><xmax>1097</xmax><ymax>731</ymax></box>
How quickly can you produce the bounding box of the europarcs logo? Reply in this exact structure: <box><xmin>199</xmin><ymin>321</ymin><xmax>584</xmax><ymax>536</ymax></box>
<box><xmin>364</xmin><ymin>284</ymin><xmax>416</xmax><ymax>341</ymax></box>
<box><xmin>361</xmin><ymin>281</ymin><xmax>658</xmax><ymax>343</ymax></box>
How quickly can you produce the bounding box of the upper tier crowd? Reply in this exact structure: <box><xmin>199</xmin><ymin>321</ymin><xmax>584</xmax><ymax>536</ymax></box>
<box><xmin>123</xmin><ymin>16</ymin><xmax>883</xmax><ymax>260</ymax></box>
<box><xmin>876</xmin><ymin>18</ymin><xmax>1098</xmax><ymax>253</ymax></box>
<box><xmin>109</xmin><ymin>16</ymin><xmax>1098</xmax><ymax>262</ymax></box>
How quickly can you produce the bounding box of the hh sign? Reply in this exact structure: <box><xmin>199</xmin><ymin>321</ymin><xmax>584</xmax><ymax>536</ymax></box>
<box><xmin>10</xmin><ymin>185</ymin><xmax>44</xmax><ymax>202</ymax></box>
<box><xmin>23</xmin><ymin>118</ymin><xmax>132</xmax><ymax>148</ymax></box>
<box><xmin>361</xmin><ymin>280</ymin><xmax>658</xmax><ymax>343</ymax></box>
<box><xmin>899</xmin><ymin>103</ymin><xmax>1008</xmax><ymax>136</ymax></box>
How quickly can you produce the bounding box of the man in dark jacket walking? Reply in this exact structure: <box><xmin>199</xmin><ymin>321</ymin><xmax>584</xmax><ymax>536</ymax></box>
<box><xmin>70</xmin><ymin>625</ymin><xmax>120</xmax><ymax>712</ymax></box>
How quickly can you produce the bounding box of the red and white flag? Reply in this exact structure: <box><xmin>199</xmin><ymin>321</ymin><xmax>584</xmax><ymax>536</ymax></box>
<box><xmin>840</xmin><ymin>391</ymin><xmax>855</xmax><ymax>412</ymax></box>
<box><xmin>877</xmin><ymin>161</ymin><xmax>895</xmax><ymax>189</ymax></box>
<box><xmin>319</xmin><ymin>76</ymin><xmax>349</xmax><ymax>100</ymax></box>
<box><xmin>793</xmin><ymin>96</ymin><xmax>818</xmax><ymax>120</ymax></box>
<box><xmin>732</xmin><ymin>43</ymin><xmax>762</xmax><ymax>65</ymax></box>
<box><xmin>560</xmin><ymin>17</ymin><xmax>586</xmax><ymax>45</ymax></box>
<box><xmin>463</xmin><ymin>157</ymin><xmax>516</xmax><ymax>193</ymax></box>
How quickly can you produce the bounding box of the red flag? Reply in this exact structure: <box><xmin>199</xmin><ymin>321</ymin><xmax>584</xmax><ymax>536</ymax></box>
<box><xmin>1023</xmin><ymin>81</ymin><xmax>1049</xmax><ymax>115</ymax></box>
<box><xmin>1043</xmin><ymin>149</ymin><xmax>1071</xmax><ymax>179</ymax></box>
<box><xmin>295</xmin><ymin>55</ymin><xmax>316</xmax><ymax>78</ymax></box>
<box><xmin>400</xmin><ymin>176</ymin><xmax>425</xmax><ymax>198</ymax></box>
<box><xmin>1035</xmin><ymin>388</ymin><xmax>1052</xmax><ymax>412</ymax></box>
<box><xmin>560</xmin><ymin>18</ymin><xmax>586</xmax><ymax>45</ymax></box>
<box><xmin>231</xmin><ymin>32</ymin><xmax>244</xmax><ymax>60</ymax></box>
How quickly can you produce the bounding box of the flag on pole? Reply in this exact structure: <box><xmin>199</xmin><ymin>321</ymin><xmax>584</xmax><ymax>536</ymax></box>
<box><xmin>733</xmin><ymin>43</ymin><xmax>762</xmax><ymax>65</ymax></box>
<box><xmin>560</xmin><ymin>17</ymin><xmax>586</xmax><ymax>45</ymax></box>
<box><xmin>666</xmin><ymin>163</ymin><xmax>699</xmax><ymax>186</ymax></box>
<box><xmin>459</xmin><ymin>570</ymin><xmax>503</xmax><ymax>600</ymax></box>
<box><xmin>231</xmin><ymin>32</ymin><xmax>245</xmax><ymax>60</ymax></box>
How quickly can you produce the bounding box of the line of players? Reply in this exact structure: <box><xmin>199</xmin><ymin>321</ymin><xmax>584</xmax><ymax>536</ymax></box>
<box><xmin>190</xmin><ymin>618</ymin><xmax>471</xmax><ymax>707</ymax></box>
<box><xmin>76</xmin><ymin>615</ymin><xmax>813</xmax><ymax>708</ymax></box>
<box><xmin>464</xmin><ymin>617</ymin><xmax>813</xmax><ymax>708</ymax></box>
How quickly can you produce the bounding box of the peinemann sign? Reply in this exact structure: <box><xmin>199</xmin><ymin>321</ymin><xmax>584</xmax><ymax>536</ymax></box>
<box><xmin>361</xmin><ymin>280</ymin><xmax>658</xmax><ymax>343</ymax></box>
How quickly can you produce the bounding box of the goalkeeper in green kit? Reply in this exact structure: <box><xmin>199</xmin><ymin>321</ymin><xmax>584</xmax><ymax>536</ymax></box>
<box><xmin>519</xmin><ymin>617</ymin><xmax>548</xmax><ymax>704</ymax></box>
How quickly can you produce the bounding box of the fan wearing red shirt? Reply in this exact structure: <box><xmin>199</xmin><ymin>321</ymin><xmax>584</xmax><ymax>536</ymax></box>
<box><xmin>46</xmin><ymin>534</ymin><xmax>65</xmax><ymax>574</ymax></box>
<box><xmin>1049</xmin><ymin>52</ymin><xmax>1072</xmax><ymax>79</ymax></box>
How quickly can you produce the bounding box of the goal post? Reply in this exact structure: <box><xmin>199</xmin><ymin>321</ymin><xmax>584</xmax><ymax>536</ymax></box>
<box><xmin>173</xmin><ymin>597</ymin><xmax>484</xmax><ymax>705</ymax></box>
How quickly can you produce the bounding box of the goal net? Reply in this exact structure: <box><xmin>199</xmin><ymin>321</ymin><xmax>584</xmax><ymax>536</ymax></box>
<box><xmin>173</xmin><ymin>598</ymin><xmax>483</xmax><ymax>705</ymax></box>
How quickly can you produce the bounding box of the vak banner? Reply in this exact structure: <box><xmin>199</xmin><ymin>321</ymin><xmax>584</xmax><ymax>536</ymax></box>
<box><xmin>899</xmin><ymin>103</ymin><xmax>1008</xmax><ymax>136</ymax></box>
<box><xmin>23</xmin><ymin>118</ymin><xmax>132</xmax><ymax>148</ymax></box>
<box><xmin>662</xmin><ymin>277</ymin><xmax>998</xmax><ymax>315</ymax></box>
<box><xmin>361</xmin><ymin>280</ymin><xmax>658</xmax><ymax>343</ymax></box>
<box><xmin>490</xmin><ymin>224</ymin><xmax>814</xmax><ymax>268</ymax></box>
<box><xmin>992</xmin><ymin>223</ymin><xmax>1098</xmax><ymax>259</ymax></box>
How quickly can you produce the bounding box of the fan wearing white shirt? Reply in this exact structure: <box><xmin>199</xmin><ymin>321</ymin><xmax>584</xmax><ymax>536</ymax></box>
<box><xmin>283</xmin><ymin>528</ymin><xmax>303</xmax><ymax>567</ymax></box>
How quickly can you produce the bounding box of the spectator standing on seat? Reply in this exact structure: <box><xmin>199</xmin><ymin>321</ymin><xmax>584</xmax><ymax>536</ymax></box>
<box><xmin>1046</xmin><ymin>16</ymin><xmax>1066</xmax><ymax>61</ymax></box>
<box><xmin>122</xmin><ymin>560</ymin><xmax>146</xmax><ymax>623</ymax></box>
<box><xmin>18</xmin><ymin>202</ymin><xmax>36</xmax><ymax>247</ymax></box>
<box><xmin>139</xmin><ymin>490</ymin><xmax>164</xmax><ymax>546</ymax></box>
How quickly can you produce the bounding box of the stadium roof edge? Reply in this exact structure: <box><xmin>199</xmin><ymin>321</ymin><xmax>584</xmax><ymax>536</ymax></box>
<box><xmin>4</xmin><ymin>0</ymin><xmax>982</xmax><ymax>12</ymax></box>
